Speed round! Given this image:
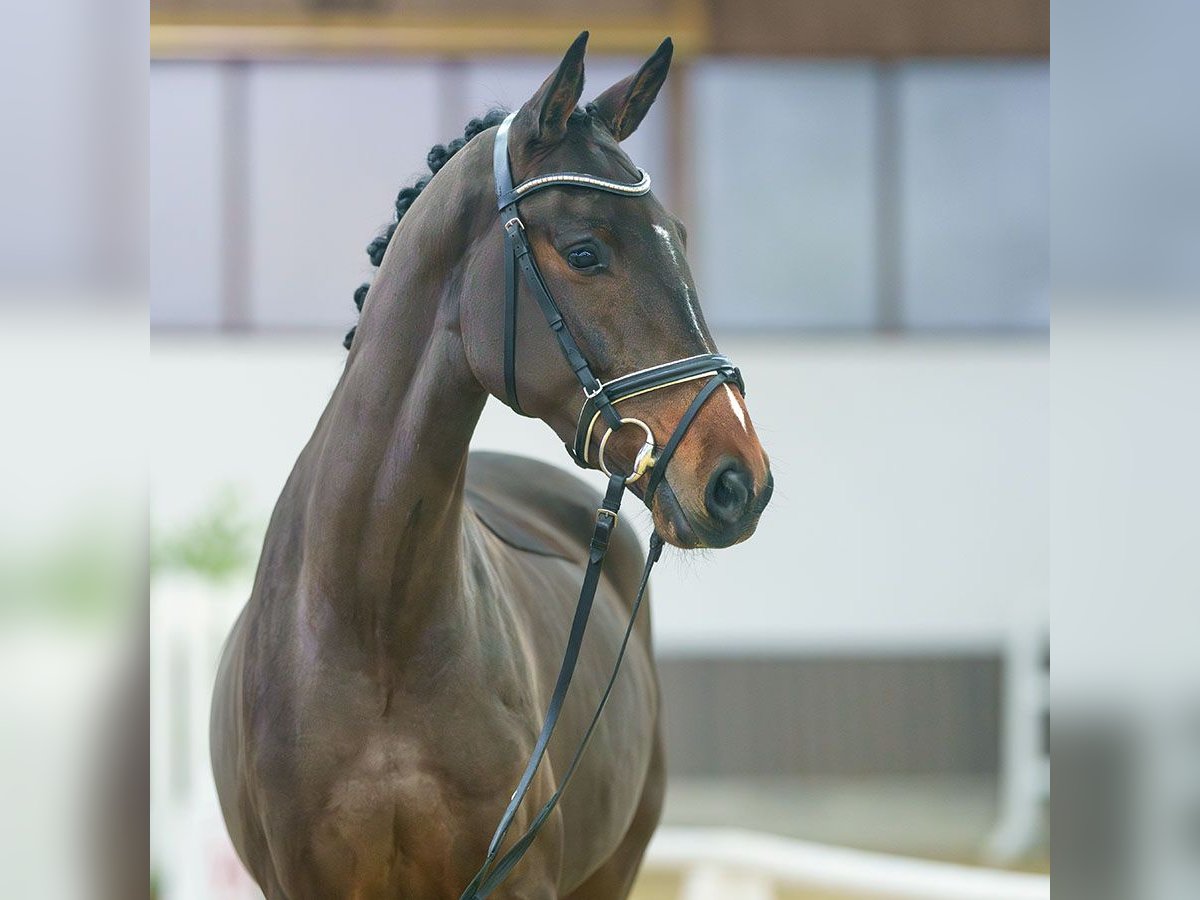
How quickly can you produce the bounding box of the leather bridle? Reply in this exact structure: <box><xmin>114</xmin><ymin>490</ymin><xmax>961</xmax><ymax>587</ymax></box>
<box><xmin>461</xmin><ymin>113</ymin><xmax>746</xmax><ymax>898</ymax></box>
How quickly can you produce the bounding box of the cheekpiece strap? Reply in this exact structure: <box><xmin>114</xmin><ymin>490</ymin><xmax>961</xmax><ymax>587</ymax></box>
<box><xmin>494</xmin><ymin>111</ymin><xmax>633</xmax><ymax>428</ymax></box>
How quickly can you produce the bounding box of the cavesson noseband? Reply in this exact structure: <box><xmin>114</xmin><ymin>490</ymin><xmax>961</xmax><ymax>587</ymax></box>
<box><xmin>461</xmin><ymin>112</ymin><xmax>745</xmax><ymax>898</ymax></box>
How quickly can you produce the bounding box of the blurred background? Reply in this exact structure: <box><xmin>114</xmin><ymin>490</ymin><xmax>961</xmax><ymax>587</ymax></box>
<box><xmin>148</xmin><ymin>1</ymin><xmax>1049</xmax><ymax>897</ymax></box>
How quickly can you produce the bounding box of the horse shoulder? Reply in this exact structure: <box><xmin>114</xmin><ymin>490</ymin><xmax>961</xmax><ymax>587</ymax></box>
<box><xmin>464</xmin><ymin>451</ymin><xmax>648</xmax><ymax>599</ymax></box>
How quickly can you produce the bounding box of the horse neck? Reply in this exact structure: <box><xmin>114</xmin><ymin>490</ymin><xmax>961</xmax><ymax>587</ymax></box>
<box><xmin>293</xmin><ymin>160</ymin><xmax>491</xmax><ymax>653</ymax></box>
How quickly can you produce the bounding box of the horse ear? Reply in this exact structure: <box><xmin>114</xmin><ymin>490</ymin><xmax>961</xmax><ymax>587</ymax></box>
<box><xmin>590</xmin><ymin>37</ymin><xmax>673</xmax><ymax>141</ymax></box>
<box><xmin>517</xmin><ymin>31</ymin><xmax>589</xmax><ymax>144</ymax></box>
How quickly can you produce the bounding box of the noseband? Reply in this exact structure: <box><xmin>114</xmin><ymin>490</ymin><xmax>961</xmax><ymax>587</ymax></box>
<box><xmin>462</xmin><ymin>113</ymin><xmax>746</xmax><ymax>898</ymax></box>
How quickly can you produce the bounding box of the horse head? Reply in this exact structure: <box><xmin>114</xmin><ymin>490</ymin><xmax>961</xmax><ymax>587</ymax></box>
<box><xmin>457</xmin><ymin>33</ymin><xmax>773</xmax><ymax>549</ymax></box>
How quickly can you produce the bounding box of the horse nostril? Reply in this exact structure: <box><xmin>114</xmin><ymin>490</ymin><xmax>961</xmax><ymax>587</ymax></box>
<box><xmin>705</xmin><ymin>459</ymin><xmax>754</xmax><ymax>525</ymax></box>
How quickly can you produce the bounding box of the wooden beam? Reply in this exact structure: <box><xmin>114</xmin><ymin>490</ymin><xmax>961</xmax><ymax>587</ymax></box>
<box><xmin>150</xmin><ymin>13</ymin><xmax>706</xmax><ymax>60</ymax></box>
<box><xmin>706</xmin><ymin>0</ymin><xmax>1049</xmax><ymax>58</ymax></box>
<box><xmin>151</xmin><ymin>0</ymin><xmax>1044</xmax><ymax>61</ymax></box>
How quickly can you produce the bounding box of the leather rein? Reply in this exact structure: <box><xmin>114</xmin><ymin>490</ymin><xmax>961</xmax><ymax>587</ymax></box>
<box><xmin>460</xmin><ymin>113</ymin><xmax>745</xmax><ymax>898</ymax></box>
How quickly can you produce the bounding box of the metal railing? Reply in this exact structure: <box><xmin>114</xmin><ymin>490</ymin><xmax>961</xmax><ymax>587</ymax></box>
<box><xmin>644</xmin><ymin>828</ymin><xmax>1050</xmax><ymax>900</ymax></box>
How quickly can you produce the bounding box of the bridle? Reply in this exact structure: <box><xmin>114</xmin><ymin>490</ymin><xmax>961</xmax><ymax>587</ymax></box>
<box><xmin>493</xmin><ymin>113</ymin><xmax>744</xmax><ymax>491</ymax></box>
<box><xmin>461</xmin><ymin>112</ymin><xmax>746</xmax><ymax>898</ymax></box>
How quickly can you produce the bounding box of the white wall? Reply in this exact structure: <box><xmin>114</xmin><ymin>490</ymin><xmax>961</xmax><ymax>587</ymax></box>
<box><xmin>149</xmin><ymin>58</ymin><xmax>1049</xmax><ymax>332</ymax></box>
<box><xmin>151</xmin><ymin>335</ymin><xmax>1047</xmax><ymax>655</ymax></box>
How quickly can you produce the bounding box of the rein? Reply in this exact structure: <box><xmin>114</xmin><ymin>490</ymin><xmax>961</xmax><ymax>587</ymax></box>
<box><xmin>460</xmin><ymin>113</ymin><xmax>744</xmax><ymax>898</ymax></box>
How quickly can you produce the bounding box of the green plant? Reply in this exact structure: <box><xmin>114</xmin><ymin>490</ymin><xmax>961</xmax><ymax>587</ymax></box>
<box><xmin>152</xmin><ymin>488</ymin><xmax>258</xmax><ymax>583</ymax></box>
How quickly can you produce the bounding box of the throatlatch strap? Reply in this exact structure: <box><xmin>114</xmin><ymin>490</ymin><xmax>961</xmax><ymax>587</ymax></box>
<box><xmin>492</xmin><ymin>114</ymin><xmax>516</xmax><ymax>203</ymax></box>
<box><xmin>502</xmin><ymin>226</ymin><xmax>522</xmax><ymax>414</ymax></box>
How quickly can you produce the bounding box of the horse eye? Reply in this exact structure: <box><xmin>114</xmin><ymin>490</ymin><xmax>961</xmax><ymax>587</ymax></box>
<box><xmin>567</xmin><ymin>246</ymin><xmax>600</xmax><ymax>270</ymax></box>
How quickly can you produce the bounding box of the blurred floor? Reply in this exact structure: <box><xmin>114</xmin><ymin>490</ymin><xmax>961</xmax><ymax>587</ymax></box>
<box><xmin>631</xmin><ymin>775</ymin><xmax>1047</xmax><ymax>898</ymax></box>
<box><xmin>661</xmin><ymin>775</ymin><xmax>1000</xmax><ymax>861</ymax></box>
<box><xmin>633</xmin><ymin>874</ymin><xmax>897</xmax><ymax>900</ymax></box>
<box><xmin>633</xmin><ymin>872</ymin><xmax>967</xmax><ymax>900</ymax></box>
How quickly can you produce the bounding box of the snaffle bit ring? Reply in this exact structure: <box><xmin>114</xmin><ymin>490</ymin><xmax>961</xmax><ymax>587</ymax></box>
<box><xmin>597</xmin><ymin>418</ymin><xmax>657</xmax><ymax>485</ymax></box>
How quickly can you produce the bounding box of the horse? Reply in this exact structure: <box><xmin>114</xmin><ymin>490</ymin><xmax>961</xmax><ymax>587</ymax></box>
<box><xmin>211</xmin><ymin>32</ymin><xmax>772</xmax><ymax>899</ymax></box>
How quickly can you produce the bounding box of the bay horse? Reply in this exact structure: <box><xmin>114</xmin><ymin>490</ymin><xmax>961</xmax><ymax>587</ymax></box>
<box><xmin>211</xmin><ymin>32</ymin><xmax>772</xmax><ymax>900</ymax></box>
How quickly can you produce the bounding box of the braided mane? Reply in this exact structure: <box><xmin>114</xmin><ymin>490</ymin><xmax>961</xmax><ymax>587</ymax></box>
<box><xmin>343</xmin><ymin>109</ymin><xmax>509</xmax><ymax>349</ymax></box>
<box><xmin>344</xmin><ymin>107</ymin><xmax>602</xmax><ymax>349</ymax></box>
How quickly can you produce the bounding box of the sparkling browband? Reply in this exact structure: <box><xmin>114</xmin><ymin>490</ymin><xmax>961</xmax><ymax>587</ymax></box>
<box><xmin>497</xmin><ymin>169</ymin><xmax>651</xmax><ymax>210</ymax></box>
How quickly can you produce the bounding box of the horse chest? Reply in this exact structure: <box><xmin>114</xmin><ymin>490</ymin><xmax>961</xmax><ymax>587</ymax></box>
<box><xmin>267</xmin><ymin>625</ymin><xmax>649</xmax><ymax>893</ymax></box>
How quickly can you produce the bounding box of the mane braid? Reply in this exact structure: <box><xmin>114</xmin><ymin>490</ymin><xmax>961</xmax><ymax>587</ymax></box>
<box><xmin>343</xmin><ymin>108</ymin><xmax>510</xmax><ymax>350</ymax></box>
